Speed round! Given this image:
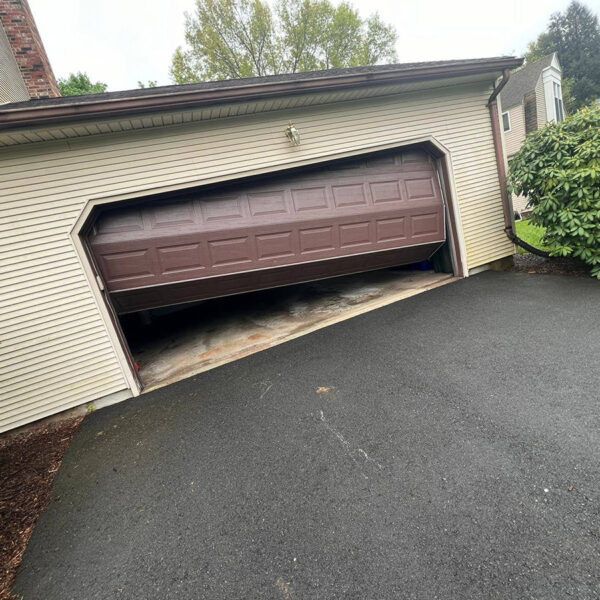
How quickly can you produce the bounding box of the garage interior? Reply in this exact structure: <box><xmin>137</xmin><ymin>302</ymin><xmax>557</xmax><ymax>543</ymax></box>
<box><xmin>83</xmin><ymin>144</ymin><xmax>459</xmax><ymax>391</ymax></box>
<box><xmin>121</xmin><ymin>269</ymin><xmax>454</xmax><ymax>390</ymax></box>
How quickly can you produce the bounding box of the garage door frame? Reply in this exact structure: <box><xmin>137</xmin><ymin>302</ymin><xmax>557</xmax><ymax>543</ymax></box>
<box><xmin>70</xmin><ymin>135</ymin><xmax>467</xmax><ymax>396</ymax></box>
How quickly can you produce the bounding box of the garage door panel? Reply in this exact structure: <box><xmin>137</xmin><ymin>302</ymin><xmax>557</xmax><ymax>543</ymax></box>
<box><xmin>339</xmin><ymin>221</ymin><xmax>371</xmax><ymax>248</ymax></box>
<box><xmin>299</xmin><ymin>226</ymin><xmax>336</xmax><ymax>254</ymax></box>
<box><xmin>111</xmin><ymin>243</ymin><xmax>443</xmax><ymax>314</ymax></box>
<box><xmin>93</xmin><ymin>204</ymin><xmax>444</xmax><ymax>291</ymax></box>
<box><xmin>412</xmin><ymin>212</ymin><xmax>442</xmax><ymax>237</ymax></box>
<box><xmin>89</xmin><ymin>147</ymin><xmax>446</xmax><ymax>309</ymax></box>
<box><xmin>247</xmin><ymin>191</ymin><xmax>289</xmax><ymax>217</ymax></box>
<box><xmin>291</xmin><ymin>186</ymin><xmax>330</xmax><ymax>212</ymax></box>
<box><xmin>91</xmin><ymin>170</ymin><xmax>438</xmax><ymax>243</ymax></box>
<box><xmin>405</xmin><ymin>176</ymin><xmax>438</xmax><ymax>201</ymax></box>
<box><xmin>331</xmin><ymin>183</ymin><xmax>368</xmax><ymax>207</ymax></box>
<box><xmin>200</xmin><ymin>195</ymin><xmax>245</xmax><ymax>222</ymax></box>
<box><xmin>95</xmin><ymin>207</ymin><xmax>144</xmax><ymax>235</ymax></box>
<box><xmin>149</xmin><ymin>200</ymin><xmax>196</xmax><ymax>229</ymax></box>
<box><xmin>256</xmin><ymin>231</ymin><xmax>295</xmax><ymax>260</ymax></box>
<box><xmin>376</xmin><ymin>217</ymin><xmax>407</xmax><ymax>243</ymax></box>
<box><xmin>208</xmin><ymin>236</ymin><xmax>254</xmax><ymax>267</ymax></box>
<box><xmin>156</xmin><ymin>243</ymin><xmax>205</xmax><ymax>275</ymax></box>
<box><xmin>99</xmin><ymin>249</ymin><xmax>156</xmax><ymax>287</ymax></box>
<box><xmin>370</xmin><ymin>180</ymin><xmax>403</xmax><ymax>204</ymax></box>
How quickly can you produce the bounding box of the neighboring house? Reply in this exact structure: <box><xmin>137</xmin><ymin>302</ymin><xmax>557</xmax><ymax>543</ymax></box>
<box><xmin>0</xmin><ymin>0</ymin><xmax>523</xmax><ymax>432</ymax></box>
<box><xmin>0</xmin><ymin>0</ymin><xmax>59</xmax><ymax>103</ymax></box>
<box><xmin>500</xmin><ymin>53</ymin><xmax>565</xmax><ymax>215</ymax></box>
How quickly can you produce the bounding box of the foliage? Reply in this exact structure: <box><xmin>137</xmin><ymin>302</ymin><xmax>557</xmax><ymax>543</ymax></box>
<box><xmin>515</xmin><ymin>220</ymin><xmax>548</xmax><ymax>255</ymax></box>
<box><xmin>508</xmin><ymin>104</ymin><xmax>600</xmax><ymax>277</ymax></box>
<box><xmin>170</xmin><ymin>0</ymin><xmax>397</xmax><ymax>83</ymax></box>
<box><xmin>138</xmin><ymin>80</ymin><xmax>158</xmax><ymax>88</ymax></box>
<box><xmin>525</xmin><ymin>1</ymin><xmax>600</xmax><ymax>112</ymax></box>
<box><xmin>57</xmin><ymin>72</ymin><xmax>107</xmax><ymax>96</ymax></box>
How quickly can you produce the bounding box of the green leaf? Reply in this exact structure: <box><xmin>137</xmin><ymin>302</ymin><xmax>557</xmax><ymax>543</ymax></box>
<box><xmin>508</xmin><ymin>103</ymin><xmax>600</xmax><ymax>277</ymax></box>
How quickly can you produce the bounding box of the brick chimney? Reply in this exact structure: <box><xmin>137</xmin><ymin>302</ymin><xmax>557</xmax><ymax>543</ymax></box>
<box><xmin>0</xmin><ymin>0</ymin><xmax>60</xmax><ymax>99</ymax></box>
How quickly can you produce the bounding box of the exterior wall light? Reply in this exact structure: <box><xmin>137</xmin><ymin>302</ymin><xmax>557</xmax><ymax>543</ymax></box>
<box><xmin>285</xmin><ymin>122</ymin><xmax>301</xmax><ymax>146</ymax></box>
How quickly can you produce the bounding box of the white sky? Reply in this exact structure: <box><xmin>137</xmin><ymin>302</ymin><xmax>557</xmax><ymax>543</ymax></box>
<box><xmin>28</xmin><ymin>0</ymin><xmax>600</xmax><ymax>92</ymax></box>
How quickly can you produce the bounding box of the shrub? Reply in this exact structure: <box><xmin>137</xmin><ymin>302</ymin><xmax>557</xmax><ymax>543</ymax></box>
<box><xmin>508</xmin><ymin>104</ymin><xmax>600</xmax><ymax>277</ymax></box>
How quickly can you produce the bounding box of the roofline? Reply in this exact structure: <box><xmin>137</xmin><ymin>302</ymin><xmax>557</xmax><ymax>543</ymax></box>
<box><xmin>0</xmin><ymin>57</ymin><xmax>523</xmax><ymax>131</ymax></box>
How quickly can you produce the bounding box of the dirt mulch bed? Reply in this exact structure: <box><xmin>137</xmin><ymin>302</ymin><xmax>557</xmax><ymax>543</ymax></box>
<box><xmin>0</xmin><ymin>417</ymin><xmax>83</xmax><ymax>600</ymax></box>
<box><xmin>511</xmin><ymin>254</ymin><xmax>591</xmax><ymax>277</ymax></box>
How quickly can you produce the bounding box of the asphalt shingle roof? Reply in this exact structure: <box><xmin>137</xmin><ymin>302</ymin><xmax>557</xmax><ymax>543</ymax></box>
<box><xmin>500</xmin><ymin>53</ymin><xmax>556</xmax><ymax>111</ymax></box>
<box><xmin>2</xmin><ymin>57</ymin><xmax>518</xmax><ymax>110</ymax></box>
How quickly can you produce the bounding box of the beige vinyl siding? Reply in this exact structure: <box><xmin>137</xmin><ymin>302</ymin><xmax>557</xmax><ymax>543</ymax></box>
<box><xmin>0</xmin><ymin>24</ymin><xmax>29</xmax><ymax>104</ymax></box>
<box><xmin>536</xmin><ymin>75</ymin><xmax>547</xmax><ymax>129</ymax></box>
<box><xmin>0</xmin><ymin>80</ymin><xmax>512</xmax><ymax>431</ymax></box>
<box><xmin>503</xmin><ymin>104</ymin><xmax>526</xmax><ymax>158</ymax></box>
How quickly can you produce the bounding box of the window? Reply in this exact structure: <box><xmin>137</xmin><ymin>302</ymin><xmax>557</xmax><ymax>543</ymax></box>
<box><xmin>553</xmin><ymin>82</ymin><xmax>564</xmax><ymax>122</ymax></box>
<box><xmin>502</xmin><ymin>111</ymin><xmax>511</xmax><ymax>132</ymax></box>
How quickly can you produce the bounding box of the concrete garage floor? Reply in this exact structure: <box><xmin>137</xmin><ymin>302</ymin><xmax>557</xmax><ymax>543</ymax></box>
<box><xmin>124</xmin><ymin>268</ymin><xmax>454</xmax><ymax>390</ymax></box>
<box><xmin>15</xmin><ymin>272</ymin><xmax>600</xmax><ymax>600</ymax></box>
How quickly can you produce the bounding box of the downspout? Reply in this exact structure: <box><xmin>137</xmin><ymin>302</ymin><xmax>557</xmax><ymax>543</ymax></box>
<box><xmin>488</xmin><ymin>69</ymin><xmax>515</xmax><ymax>234</ymax></box>
<box><xmin>487</xmin><ymin>69</ymin><xmax>551</xmax><ymax>257</ymax></box>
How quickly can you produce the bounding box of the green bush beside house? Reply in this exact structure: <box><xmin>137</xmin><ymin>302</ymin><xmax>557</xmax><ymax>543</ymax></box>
<box><xmin>508</xmin><ymin>104</ymin><xmax>600</xmax><ymax>277</ymax></box>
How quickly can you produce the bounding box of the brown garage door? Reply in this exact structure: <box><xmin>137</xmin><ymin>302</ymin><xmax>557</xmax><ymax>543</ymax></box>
<box><xmin>88</xmin><ymin>147</ymin><xmax>446</xmax><ymax>314</ymax></box>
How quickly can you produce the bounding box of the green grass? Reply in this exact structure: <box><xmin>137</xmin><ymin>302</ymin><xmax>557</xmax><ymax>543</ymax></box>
<box><xmin>515</xmin><ymin>220</ymin><xmax>548</xmax><ymax>254</ymax></box>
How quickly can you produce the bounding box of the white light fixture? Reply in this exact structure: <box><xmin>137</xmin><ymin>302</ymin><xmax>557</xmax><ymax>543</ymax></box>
<box><xmin>284</xmin><ymin>122</ymin><xmax>301</xmax><ymax>146</ymax></box>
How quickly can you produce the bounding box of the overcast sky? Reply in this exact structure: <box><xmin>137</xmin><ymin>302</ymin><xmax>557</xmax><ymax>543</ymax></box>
<box><xmin>28</xmin><ymin>0</ymin><xmax>600</xmax><ymax>92</ymax></box>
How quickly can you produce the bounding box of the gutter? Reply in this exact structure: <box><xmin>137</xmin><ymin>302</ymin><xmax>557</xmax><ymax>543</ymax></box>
<box><xmin>0</xmin><ymin>57</ymin><xmax>523</xmax><ymax>131</ymax></box>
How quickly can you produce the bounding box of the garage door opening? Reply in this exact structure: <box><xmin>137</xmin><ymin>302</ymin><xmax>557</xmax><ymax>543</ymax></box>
<box><xmin>120</xmin><ymin>268</ymin><xmax>453</xmax><ymax>390</ymax></box>
<box><xmin>81</xmin><ymin>143</ymin><xmax>461</xmax><ymax>391</ymax></box>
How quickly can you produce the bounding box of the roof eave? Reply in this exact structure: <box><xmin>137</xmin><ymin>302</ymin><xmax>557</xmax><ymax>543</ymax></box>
<box><xmin>0</xmin><ymin>57</ymin><xmax>523</xmax><ymax>131</ymax></box>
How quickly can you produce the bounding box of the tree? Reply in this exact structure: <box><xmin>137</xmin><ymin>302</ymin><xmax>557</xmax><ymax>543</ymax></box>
<box><xmin>525</xmin><ymin>1</ymin><xmax>600</xmax><ymax>112</ymax></box>
<box><xmin>58</xmin><ymin>72</ymin><xmax>107</xmax><ymax>96</ymax></box>
<box><xmin>508</xmin><ymin>104</ymin><xmax>600</xmax><ymax>277</ymax></box>
<box><xmin>138</xmin><ymin>80</ymin><xmax>158</xmax><ymax>88</ymax></box>
<box><xmin>170</xmin><ymin>0</ymin><xmax>397</xmax><ymax>84</ymax></box>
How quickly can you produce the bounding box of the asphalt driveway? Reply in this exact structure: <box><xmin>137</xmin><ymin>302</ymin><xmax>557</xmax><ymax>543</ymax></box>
<box><xmin>14</xmin><ymin>271</ymin><xmax>600</xmax><ymax>599</ymax></box>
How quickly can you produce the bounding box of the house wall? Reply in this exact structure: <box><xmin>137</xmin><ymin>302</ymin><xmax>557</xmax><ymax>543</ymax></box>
<box><xmin>523</xmin><ymin>92</ymin><xmax>538</xmax><ymax>135</ymax></box>
<box><xmin>0</xmin><ymin>23</ymin><xmax>28</xmax><ymax>104</ymax></box>
<box><xmin>0</xmin><ymin>0</ymin><xmax>60</xmax><ymax>99</ymax></box>
<box><xmin>503</xmin><ymin>103</ymin><xmax>526</xmax><ymax>158</ymax></box>
<box><xmin>0</xmin><ymin>80</ymin><xmax>513</xmax><ymax>432</ymax></box>
<box><xmin>542</xmin><ymin>66</ymin><xmax>563</xmax><ymax>123</ymax></box>
<box><xmin>536</xmin><ymin>74</ymin><xmax>548</xmax><ymax>129</ymax></box>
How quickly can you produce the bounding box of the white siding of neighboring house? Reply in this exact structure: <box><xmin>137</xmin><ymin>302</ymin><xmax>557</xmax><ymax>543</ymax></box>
<box><xmin>502</xmin><ymin>56</ymin><xmax>564</xmax><ymax>216</ymax></box>
<box><xmin>510</xmin><ymin>68</ymin><xmax>562</xmax><ymax>216</ymax></box>
<box><xmin>502</xmin><ymin>102</ymin><xmax>530</xmax><ymax>214</ymax></box>
<box><xmin>541</xmin><ymin>59</ymin><xmax>563</xmax><ymax>124</ymax></box>
<box><xmin>0</xmin><ymin>24</ymin><xmax>29</xmax><ymax>104</ymax></box>
<box><xmin>503</xmin><ymin>103</ymin><xmax>526</xmax><ymax>159</ymax></box>
<box><xmin>0</xmin><ymin>80</ymin><xmax>514</xmax><ymax>432</ymax></box>
<box><xmin>515</xmin><ymin>58</ymin><xmax>563</xmax><ymax>214</ymax></box>
<box><xmin>536</xmin><ymin>74</ymin><xmax>548</xmax><ymax>130</ymax></box>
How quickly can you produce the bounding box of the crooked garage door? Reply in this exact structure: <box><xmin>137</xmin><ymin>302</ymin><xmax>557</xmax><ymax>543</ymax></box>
<box><xmin>88</xmin><ymin>147</ymin><xmax>447</xmax><ymax>314</ymax></box>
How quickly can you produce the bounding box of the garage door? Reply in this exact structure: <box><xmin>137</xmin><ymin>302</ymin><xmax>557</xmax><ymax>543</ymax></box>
<box><xmin>88</xmin><ymin>147</ymin><xmax>446</xmax><ymax>314</ymax></box>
